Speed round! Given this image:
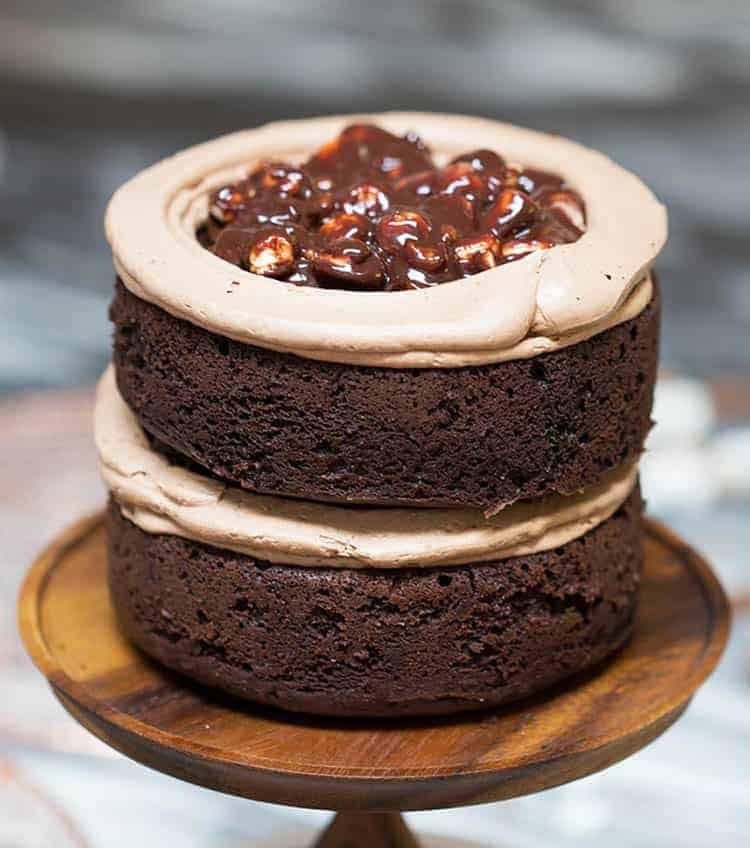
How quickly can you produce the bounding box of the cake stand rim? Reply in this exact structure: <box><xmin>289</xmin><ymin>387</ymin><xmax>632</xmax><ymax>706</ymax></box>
<box><xmin>17</xmin><ymin>511</ymin><xmax>730</xmax><ymax>808</ymax></box>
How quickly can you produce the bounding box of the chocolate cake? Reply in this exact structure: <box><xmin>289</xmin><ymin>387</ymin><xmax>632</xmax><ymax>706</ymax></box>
<box><xmin>111</xmin><ymin>278</ymin><xmax>658</xmax><ymax>510</ymax></box>
<box><xmin>107</xmin><ymin>490</ymin><xmax>643</xmax><ymax>717</ymax></box>
<box><xmin>98</xmin><ymin>114</ymin><xmax>667</xmax><ymax>717</ymax></box>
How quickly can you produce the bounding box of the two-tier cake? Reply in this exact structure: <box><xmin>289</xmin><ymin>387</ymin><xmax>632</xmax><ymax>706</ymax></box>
<box><xmin>97</xmin><ymin>114</ymin><xmax>666</xmax><ymax>716</ymax></box>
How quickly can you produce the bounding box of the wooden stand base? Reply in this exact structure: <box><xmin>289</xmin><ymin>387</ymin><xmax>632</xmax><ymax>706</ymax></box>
<box><xmin>315</xmin><ymin>812</ymin><xmax>420</xmax><ymax>847</ymax></box>
<box><xmin>18</xmin><ymin>515</ymin><xmax>729</xmax><ymax>846</ymax></box>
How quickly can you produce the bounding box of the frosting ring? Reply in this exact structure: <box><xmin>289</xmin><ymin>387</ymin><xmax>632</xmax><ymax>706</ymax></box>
<box><xmin>96</xmin><ymin>367</ymin><xmax>638</xmax><ymax>569</ymax></box>
<box><xmin>105</xmin><ymin>112</ymin><xmax>666</xmax><ymax>369</ymax></box>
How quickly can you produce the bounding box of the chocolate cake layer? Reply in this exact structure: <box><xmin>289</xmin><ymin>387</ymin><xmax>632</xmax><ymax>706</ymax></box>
<box><xmin>107</xmin><ymin>488</ymin><xmax>643</xmax><ymax>718</ymax></box>
<box><xmin>111</xmin><ymin>280</ymin><xmax>658</xmax><ymax>510</ymax></box>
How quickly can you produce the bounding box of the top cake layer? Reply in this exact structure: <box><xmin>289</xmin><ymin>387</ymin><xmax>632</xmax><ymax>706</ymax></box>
<box><xmin>105</xmin><ymin>113</ymin><xmax>666</xmax><ymax>368</ymax></box>
<box><xmin>199</xmin><ymin>123</ymin><xmax>586</xmax><ymax>291</ymax></box>
<box><xmin>111</xmin><ymin>278</ymin><xmax>659</xmax><ymax>510</ymax></box>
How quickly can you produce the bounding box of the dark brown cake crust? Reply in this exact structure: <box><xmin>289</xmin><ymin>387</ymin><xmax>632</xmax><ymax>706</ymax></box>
<box><xmin>111</xmin><ymin>280</ymin><xmax>658</xmax><ymax>511</ymax></box>
<box><xmin>107</xmin><ymin>489</ymin><xmax>643</xmax><ymax>718</ymax></box>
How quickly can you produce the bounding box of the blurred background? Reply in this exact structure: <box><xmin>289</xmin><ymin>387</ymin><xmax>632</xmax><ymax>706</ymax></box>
<box><xmin>0</xmin><ymin>1</ymin><xmax>748</xmax><ymax>846</ymax></box>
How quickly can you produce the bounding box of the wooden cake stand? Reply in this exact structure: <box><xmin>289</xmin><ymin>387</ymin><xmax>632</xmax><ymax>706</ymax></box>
<box><xmin>19</xmin><ymin>514</ymin><xmax>729</xmax><ymax>847</ymax></box>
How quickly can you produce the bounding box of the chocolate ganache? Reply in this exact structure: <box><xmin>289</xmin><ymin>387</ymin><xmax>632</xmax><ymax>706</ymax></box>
<box><xmin>199</xmin><ymin>123</ymin><xmax>586</xmax><ymax>291</ymax></box>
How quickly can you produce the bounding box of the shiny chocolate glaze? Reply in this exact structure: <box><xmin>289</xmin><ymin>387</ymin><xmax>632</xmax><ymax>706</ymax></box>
<box><xmin>198</xmin><ymin>124</ymin><xmax>585</xmax><ymax>291</ymax></box>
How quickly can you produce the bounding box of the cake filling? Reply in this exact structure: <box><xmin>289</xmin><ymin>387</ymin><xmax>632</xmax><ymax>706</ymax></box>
<box><xmin>198</xmin><ymin>123</ymin><xmax>585</xmax><ymax>291</ymax></box>
<box><xmin>96</xmin><ymin>367</ymin><xmax>637</xmax><ymax>569</ymax></box>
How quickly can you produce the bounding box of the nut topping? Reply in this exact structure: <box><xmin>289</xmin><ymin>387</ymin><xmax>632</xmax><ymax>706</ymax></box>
<box><xmin>406</xmin><ymin>242</ymin><xmax>446</xmax><ymax>272</ymax></box>
<box><xmin>436</xmin><ymin>162</ymin><xmax>487</xmax><ymax>202</ymax></box>
<box><xmin>342</xmin><ymin>182</ymin><xmax>390</xmax><ymax>217</ymax></box>
<box><xmin>451</xmin><ymin>149</ymin><xmax>505</xmax><ymax>176</ymax></box>
<box><xmin>453</xmin><ymin>234</ymin><xmax>501</xmax><ymax>273</ymax></box>
<box><xmin>307</xmin><ymin>239</ymin><xmax>384</xmax><ymax>289</ymax></box>
<box><xmin>376</xmin><ymin>210</ymin><xmax>431</xmax><ymax>253</ymax></box>
<box><xmin>319</xmin><ymin>212</ymin><xmax>372</xmax><ymax>242</ymax></box>
<box><xmin>482</xmin><ymin>189</ymin><xmax>537</xmax><ymax>239</ymax></box>
<box><xmin>209</xmin><ymin>186</ymin><xmax>247</xmax><ymax>224</ymax></box>
<box><xmin>248</xmin><ymin>231</ymin><xmax>296</xmax><ymax>277</ymax></box>
<box><xmin>200</xmin><ymin>123</ymin><xmax>585</xmax><ymax>290</ymax></box>
<box><xmin>501</xmin><ymin>237</ymin><xmax>554</xmax><ymax>262</ymax></box>
<box><xmin>515</xmin><ymin>168</ymin><xmax>564</xmax><ymax>198</ymax></box>
<box><xmin>393</xmin><ymin>169</ymin><xmax>437</xmax><ymax>197</ymax></box>
<box><xmin>253</xmin><ymin>163</ymin><xmax>311</xmax><ymax>198</ymax></box>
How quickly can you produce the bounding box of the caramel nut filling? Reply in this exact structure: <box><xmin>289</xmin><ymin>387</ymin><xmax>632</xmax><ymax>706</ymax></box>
<box><xmin>199</xmin><ymin>123</ymin><xmax>586</xmax><ymax>291</ymax></box>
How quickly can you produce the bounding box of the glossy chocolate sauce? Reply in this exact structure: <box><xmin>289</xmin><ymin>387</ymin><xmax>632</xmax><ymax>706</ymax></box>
<box><xmin>198</xmin><ymin>124</ymin><xmax>585</xmax><ymax>291</ymax></box>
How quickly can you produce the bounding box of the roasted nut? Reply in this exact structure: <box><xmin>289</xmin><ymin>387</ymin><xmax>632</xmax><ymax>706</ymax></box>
<box><xmin>451</xmin><ymin>149</ymin><xmax>505</xmax><ymax>176</ymax></box>
<box><xmin>254</xmin><ymin>163</ymin><xmax>311</xmax><ymax>198</ymax></box>
<box><xmin>338</xmin><ymin>125</ymin><xmax>431</xmax><ymax>179</ymax></box>
<box><xmin>340</xmin><ymin>123</ymin><xmax>386</xmax><ymax>145</ymax></box>
<box><xmin>500</xmin><ymin>237</ymin><xmax>553</xmax><ymax>262</ymax></box>
<box><xmin>210</xmin><ymin>186</ymin><xmax>247</xmax><ymax>224</ymax></box>
<box><xmin>440</xmin><ymin>224</ymin><xmax>459</xmax><ymax>244</ymax></box>
<box><xmin>393</xmin><ymin>169</ymin><xmax>437</xmax><ymax>197</ymax></box>
<box><xmin>374</xmin><ymin>153</ymin><xmax>406</xmax><ymax>178</ymax></box>
<box><xmin>307</xmin><ymin>237</ymin><xmax>370</xmax><ymax>264</ymax></box>
<box><xmin>437</xmin><ymin>162</ymin><xmax>486</xmax><ymax>200</ymax></box>
<box><xmin>374</xmin><ymin>145</ymin><xmax>432</xmax><ymax>180</ymax></box>
<box><xmin>453</xmin><ymin>234</ymin><xmax>501</xmax><ymax>273</ymax></box>
<box><xmin>248</xmin><ymin>232</ymin><xmax>296</xmax><ymax>276</ymax></box>
<box><xmin>238</xmin><ymin>196</ymin><xmax>300</xmax><ymax>229</ymax></box>
<box><xmin>343</xmin><ymin>182</ymin><xmax>391</xmax><ymax>216</ymax></box>
<box><xmin>482</xmin><ymin>189</ymin><xmax>537</xmax><ymax>239</ymax></box>
<box><xmin>376</xmin><ymin>210</ymin><xmax>431</xmax><ymax>253</ymax></box>
<box><xmin>420</xmin><ymin>194</ymin><xmax>475</xmax><ymax>246</ymax></box>
<box><xmin>539</xmin><ymin>190</ymin><xmax>586</xmax><ymax>232</ymax></box>
<box><xmin>406</xmin><ymin>242</ymin><xmax>446</xmax><ymax>272</ymax></box>
<box><xmin>515</xmin><ymin>168</ymin><xmax>564</xmax><ymax>197</ymax></box>
<box><xmin>307</xmin><ymin>238</ymin><xmax>384</xmax><ymax>289</ymax></box>
<box><xmin>319</xmin><ymin>212</ymin><xmax>372</xmax><ymax>242</ymax></box>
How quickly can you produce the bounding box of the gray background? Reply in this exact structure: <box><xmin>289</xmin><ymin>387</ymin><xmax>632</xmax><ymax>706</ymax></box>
<box><xmin>0</xmin><ymin>0</ymin><xmax>748</xmax><ymax>393</ymax></box>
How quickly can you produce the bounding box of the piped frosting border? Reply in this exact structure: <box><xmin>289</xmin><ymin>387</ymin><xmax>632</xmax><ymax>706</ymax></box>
<box><xmin>96</xmin><ymin>367</ymin><xmax>638</xmax><ymax>569</ymax></box>
<box><xmin>105</xmin><ymin>112</ymin><xmax>666</xmax><ymax>369</ymax></box>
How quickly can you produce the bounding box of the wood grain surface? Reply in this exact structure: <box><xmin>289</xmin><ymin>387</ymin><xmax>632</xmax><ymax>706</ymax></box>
<box><xmin>18</xmin><ymin>514</ymin><xmax>729</xmax><ymax>813</ymax></box>
<box><xmin>314</xmin><ymin>812</ymin><xmax>419</xmax><ymax>847</ymax></box>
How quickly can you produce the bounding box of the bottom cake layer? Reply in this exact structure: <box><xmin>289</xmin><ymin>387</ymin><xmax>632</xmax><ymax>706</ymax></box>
<box><xmin>107</xmin><ymin>490</ymin><xmax>643</xmax><ymax>718</ymax></box>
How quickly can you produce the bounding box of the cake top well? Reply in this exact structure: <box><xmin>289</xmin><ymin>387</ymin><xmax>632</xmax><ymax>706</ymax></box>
<box><xmin>200</xmin><ymin>123</ymin><xmax>586</xmax><ymax>291</ymax></box>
